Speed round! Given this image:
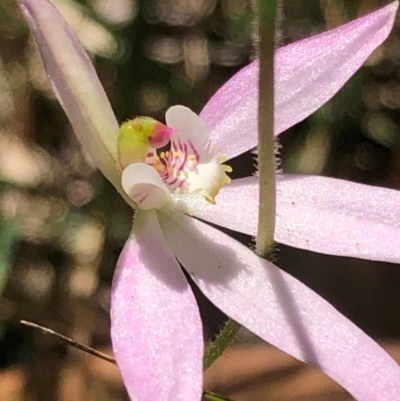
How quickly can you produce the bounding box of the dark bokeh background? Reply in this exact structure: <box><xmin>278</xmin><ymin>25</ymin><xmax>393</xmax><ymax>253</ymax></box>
<box><xmin>0</xmin><ymin>0</ymin><xmax>400</xmax><ymax>400</ymax></box>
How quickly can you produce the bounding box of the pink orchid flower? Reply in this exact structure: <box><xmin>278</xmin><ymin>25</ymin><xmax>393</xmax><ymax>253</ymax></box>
<box><xmin>18</xmin><ymin>0</ymin><xmax>400</xmax><ymax>400</ymax></box>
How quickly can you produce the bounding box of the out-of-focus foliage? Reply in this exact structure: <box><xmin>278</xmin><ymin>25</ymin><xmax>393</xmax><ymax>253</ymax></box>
<box><xmin>0</xmin><ymin>218</ymin><xmax>18</xmax><ymax>294</ymax></box>
<box><xmin>0</xmin><ymin>1</ymin><xmax>399</xmax><ymax>401</ymax></box>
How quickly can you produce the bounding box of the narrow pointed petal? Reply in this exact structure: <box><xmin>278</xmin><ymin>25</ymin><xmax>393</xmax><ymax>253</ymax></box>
<box><xmin>200</xmin><ymin>2</ymin><xmax>398</xmax><ymax>159</ymax></box>
<box><xmin>182</xmin><ymin>175</ymin><xmax>400</xmax><ymax>264</ymax></box>
<box><xmin>17</xmin><ymin>0</ymin><xmax>120</xmax><ymax>186</ymax></box>
<box><xmin>160</xmin><ymin>212</ymin><xmax>400</xmax><ymax>401</ymax></box>
<box><xmin>275</xmin><ymin>175</ymin><xmax>400</xmax><ymax>263</ymax></box>
<box><xmin>111</xmin><ymin>211</ymin><xmax>203</xmax><ymax>401</ymax></box>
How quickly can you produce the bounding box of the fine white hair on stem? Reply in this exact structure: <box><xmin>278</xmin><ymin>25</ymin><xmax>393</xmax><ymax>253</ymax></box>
<box><xmin>250</xmin><ymin>0</ymin><xmax>284</xmax><ymax>60</ymax></box>
<box><xmin>253</xmin><ymin>137</ymin><xmax>283</xmax><ymax>176</ymax></box>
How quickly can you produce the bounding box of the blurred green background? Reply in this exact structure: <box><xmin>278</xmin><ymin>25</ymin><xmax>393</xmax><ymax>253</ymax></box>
<box><xmin>0</xmin><ymin>1</ymin><xmax>400</xmax><ymax>400</ymax></box>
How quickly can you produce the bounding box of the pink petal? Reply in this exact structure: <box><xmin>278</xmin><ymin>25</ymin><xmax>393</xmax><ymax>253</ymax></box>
<box><xmin>160</xmin><ymin>212</ymin><xmax>400</xmax><ymax>401</ymax></box>
<box><xmin>176</xmin><ymin>179</ymin><xmax>258</xmax><ymax>235</ymax></box>
<box><xmin>184</xmin><ymin>175</ymin><xmax>400</xmax><ymax>264</ymax></box>
<box><xmin>111</xmin><ymin>211</ymin><xmax>203</xmax><ymax>401</ymax></box>
<box><xmin>17</xmin><ymin>0</ymin><xmax>120</xmax><ymax>187</ymax></box>
<box><xmin>200</xmin><ymin>2</ymin><xmax>398</xmax><ymax>159</ymax></box>
<box><xmin>275</xmin><ymin>175</ymin><xmax>400</xmax><ymax>263</ymax></box>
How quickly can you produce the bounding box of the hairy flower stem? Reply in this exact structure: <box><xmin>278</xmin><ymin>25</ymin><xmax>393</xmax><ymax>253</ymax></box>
<box><xmin>204</xmin><ymin>3</ymin><xmax>277</xmax><ymax>370</ymax></box>
<box><xmin>255</xmin><ymin>0</ymin><xmax>277</xmax><ymax>258</ymax></box>
<box><xmin>204</xmin><ymin>319</ymin><xmax>242</xmax><ymax>369</ymax></box>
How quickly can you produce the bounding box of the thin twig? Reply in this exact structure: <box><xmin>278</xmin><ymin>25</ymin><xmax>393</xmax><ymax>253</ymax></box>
<box><xmin>21</xmin><ymin>321</ymin><xmax>236</xmax><ymax>400</ymax></box>
<box><xmin>20</xmin><ymin>320</ymin><xmax>116</xmax><ymax>364</ymax></box>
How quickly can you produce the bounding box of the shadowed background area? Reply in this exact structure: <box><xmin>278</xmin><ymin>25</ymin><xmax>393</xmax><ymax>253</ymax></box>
<box><xmin>0</xmin><ymin>0</ymin><xmax>400</xmax><ymax>400</ymax></box>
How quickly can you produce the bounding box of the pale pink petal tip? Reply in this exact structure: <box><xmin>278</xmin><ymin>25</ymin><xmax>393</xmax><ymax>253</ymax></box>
<box><xmin>201</xmin><ymin>1</ymin><xmax>398</xmax><ymax>159</ymax></box>
<box><xmin>274</xmin><ymin>174</ymin><xmax>400</xmax><ymax>263</ymax></box>
<box><xmin>17</xmin><ymin>0</ymin><xmax>120</xmax><ymax>187</ymax></box>
<box><xmin>161</xmin><ymin>212</ymin><xmax>400</xmax><ymax>401</ymax></box>
<box><xmin>111</xmin><ymin>211</ymin><xmax>203</xmax><ymax>401</ymax></box>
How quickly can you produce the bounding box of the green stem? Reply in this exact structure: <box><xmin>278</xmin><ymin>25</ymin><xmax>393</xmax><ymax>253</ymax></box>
<box><xmin>204</xmin><ymin>319</ymin><xmax>241</xmax><ymax>369</ymax></box>
<box><xmin>255</xmin><ymin>0</ymin><xmax>277</xmax><ymax>258</ymax></box>
<box><xmin>203</xmin><ymin>391</ymin><xmax>235</xmax><ymax>401</ymax></box>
